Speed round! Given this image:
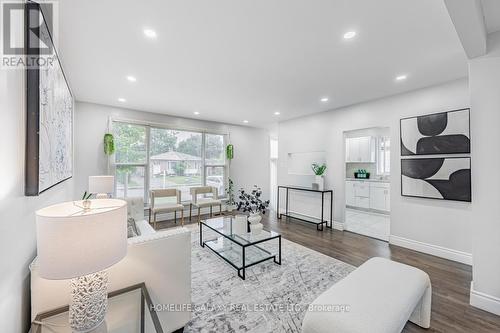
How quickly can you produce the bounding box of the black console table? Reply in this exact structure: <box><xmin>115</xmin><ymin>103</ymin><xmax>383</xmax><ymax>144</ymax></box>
<box><xmin>277</xmin><ymin>185</ymin><xmax>333</xmax><ymax>231</ymax></box>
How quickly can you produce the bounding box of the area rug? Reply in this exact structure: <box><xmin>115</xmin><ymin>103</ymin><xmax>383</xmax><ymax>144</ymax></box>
<box><xmin>184</xmin><ymin>224</ymin><xmax>355</xmax><ymax>333</ymax></box>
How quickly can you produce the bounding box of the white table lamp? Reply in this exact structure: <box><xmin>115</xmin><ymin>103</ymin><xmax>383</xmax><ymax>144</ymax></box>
<box><xmin>89</xmin><ymin>176</ymin><xmax>114</xmax><ymax>199</ymax></box>
<box><xmin>36</xmin><ymin>199</ymin><xmax>127</xmax><ymax>332</ymax></box>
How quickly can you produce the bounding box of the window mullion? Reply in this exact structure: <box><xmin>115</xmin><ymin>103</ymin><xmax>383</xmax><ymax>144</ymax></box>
<box><xmin>202</xmin><ymin>133</ymin><xmax>207</xmax><ymax>187</ymax></box>
<box><xmin>145</xmin><ymin>126</ymin><xmax>151</xmax><ymax>205</ymax></box>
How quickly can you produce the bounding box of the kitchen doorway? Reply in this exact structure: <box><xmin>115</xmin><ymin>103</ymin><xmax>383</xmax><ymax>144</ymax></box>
<box><xmin>344</xmin><ymin>127</ymin><xmax>390</xmax><ymax>241</ymax></box>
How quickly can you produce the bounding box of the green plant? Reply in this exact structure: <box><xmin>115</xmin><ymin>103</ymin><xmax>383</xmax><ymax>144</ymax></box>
<box><xmin>225</xmin><ymin>178</ymin><xmax>236</xmax><ymax>206</ymax></box>
<box><xmin>311</xmin><ymin>163</ymin><xmax>327</xmax><ymax>176</ymax></box>
<box><xmin>103</xmin><ymin>133</ymin><xmax>115</xmax><ymax>155</ymax></box>
<box><xmin>226</xmin><ymin>144</ymin><xmax>234</xmax><ymax>160</ymax></box>
<box><xmin>82</xmin><ymin>191</ymin><xmax>92</xmax><ymax>200</ymax></box>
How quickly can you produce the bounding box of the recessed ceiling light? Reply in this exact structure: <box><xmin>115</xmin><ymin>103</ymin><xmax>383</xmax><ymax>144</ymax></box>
<box><xmin>343</xmin><ymin>31</ymin><xmax>357</xmax><ymax>39</ymax></box>
<box><xmin>395</xmin><ymin>74</ymin><xmax>408</xmax><ymax>81</ymax></box>
<box><xmin>243</xmin><ymin>120</ymin><xmax>249</xmax><ymax>124</ymax></box>
<box><xmin>143</xmin><ymin>28</ymin><xmax>157</xmax><ymax>39</ymax></box>
<box><xmin>126</xmin><ymin>75</ymin><xmax>137</xmax><ymax>82</ymax></box>
<box><xmin>118</xmin><ymin>98</ymin><xmax>126</xmax><ymax>103</ymax></box>
<box><xmin>274</xmin><ymin>111</ymin><xmax>281</xmax><ymax>116</ymax></box>
<box><xmin>320</xmin><ymin>97</ymin><xmax>329</xmax><ymax>102</ymax></box>
<box><xmin>193</xmin><ymin>111</ymin><xmax>200</xmax><ymax>115</ymax></box>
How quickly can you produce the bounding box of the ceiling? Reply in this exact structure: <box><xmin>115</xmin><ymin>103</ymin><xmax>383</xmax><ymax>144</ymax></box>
<box><xmin>58</xmin><ymin>0</ymin><xmax>468</xmax><ymax>127</ymax></box>
<box><xmin>482</xmin><ymin>0</ymin><xmax>500</xmax><ymax>34</ymax></box>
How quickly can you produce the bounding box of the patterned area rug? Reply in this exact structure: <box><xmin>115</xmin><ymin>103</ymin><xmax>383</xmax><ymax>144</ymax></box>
<box><xmin>184</xmin><ymin>224</ymin><xmax>355</xmax><ymax>333</ymax></box>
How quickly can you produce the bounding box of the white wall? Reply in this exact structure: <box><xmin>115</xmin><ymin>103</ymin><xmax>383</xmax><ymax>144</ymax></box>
<box><xmin>0</xmin><ymin>67</ymin><xmax>75</xmax><ymax>332</ymax></box>
<box><xmin>469</xmin><ymin>31</ymin><xmax>500</xmax><ymax>314</ymax></box>
<box><xmin>277</xmin><ymin>78</ymin><xmax>472</xmax><ymax>260</ymax></box>
<box><xmin>74</xmin><ymin>102</ymin><xmax>270</xmax><ymax>203</ymax></box>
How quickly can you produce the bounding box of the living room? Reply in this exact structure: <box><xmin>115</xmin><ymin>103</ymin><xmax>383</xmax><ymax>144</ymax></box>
<box><xmin>1</xmin><ymin>0</ymin><xmax>500</xmax><ymax>332</ymax></box>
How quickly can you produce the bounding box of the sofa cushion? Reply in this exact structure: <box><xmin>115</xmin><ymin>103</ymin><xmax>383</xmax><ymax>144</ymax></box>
<box><xmin>127</xmin><ymin>217</ymin><xmax>140</xmax><ymax>238</ymax></box>
<box><xmin>135</xmin><ymin>219</ymin><xmax>156</xmax><ymax>236</ymax></box>
<box><xmin>122</xmin><ymin>197</ymin><xmax>145</xmax><ymax>222</ymax></box>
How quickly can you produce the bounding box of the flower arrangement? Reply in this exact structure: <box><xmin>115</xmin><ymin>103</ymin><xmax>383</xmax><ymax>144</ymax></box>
<box><xmin>237</xmin><ymin>185</ymin><xmax>270</xmax><ymax>214</ymax></box>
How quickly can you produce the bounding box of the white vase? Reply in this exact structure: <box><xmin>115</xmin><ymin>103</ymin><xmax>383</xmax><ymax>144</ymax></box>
<box><xmin>248</xmin><ymin>213</ymin><xmax>262</xmax><ymax>225</ymax></box>
<box><xmin>233</xmin><ymin>215</ymin><xmax>248</xmax><ymax>235</ymax></box>
<box><xmin>250</xmin><ymin>223</ymin><xmax>263</xmax><ymax>235</ymax></box>
<box><xmin>315</xmin><ymin>175</ymin><xmax>324</xmax><ymax>191</ymax></box>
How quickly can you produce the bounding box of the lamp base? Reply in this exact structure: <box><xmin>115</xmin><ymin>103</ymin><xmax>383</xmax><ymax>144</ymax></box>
<box><xmin>69</xmin><ymin>271</ymin><xmax>108</xmax><ymax>332</ymax></box>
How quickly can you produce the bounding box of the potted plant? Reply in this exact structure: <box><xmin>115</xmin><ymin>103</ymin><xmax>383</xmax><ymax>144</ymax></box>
<box><xmin>237</xmin><ymin>185</ymin><xmax>270</xmax><ymax>225</ymax></box>
<box><xmin>104</xmin><ymin>133</ymin><xmax>115</xmax><ymax>174</ymax></box>
<box><xmin>225</xmin><ymin>178</ymin><xmax>237</xmax><ymax>212</ymax></box>
<box><xmin>312</xmin><ymin>163</ymin><xmax>327</xmax><ymax>190</ymax></box>
<box><xmin>81</xmin><ymin>191</ymin><xmax>92</xmax><ymax>210</ymax></box>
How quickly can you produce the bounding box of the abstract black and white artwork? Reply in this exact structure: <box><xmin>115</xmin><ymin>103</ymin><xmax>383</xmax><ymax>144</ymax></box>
<box><xmin>401</xmin><ymin>157</ymin><xmax>471</xmax><ymax>202</ymax></box>
<box><xmin>26</xmin><ymin>2</ymin><xmax>73</xmax><ymax>196</ymax></box>
<box><xmin>400</xmin><ymin>109</ymin><xmax>470</xmax><ymax>156</ymax></box>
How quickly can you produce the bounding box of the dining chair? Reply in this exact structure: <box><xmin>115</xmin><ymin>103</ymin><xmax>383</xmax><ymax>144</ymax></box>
<box><xmin>189</xmin><ymin>186</ymin><xmax>222</xmax><ymax>223</ymax></box>
<box><xmin>149</xmin><ymin>189</ymin><xmax>184</xmax><ymax>229</ymax></box>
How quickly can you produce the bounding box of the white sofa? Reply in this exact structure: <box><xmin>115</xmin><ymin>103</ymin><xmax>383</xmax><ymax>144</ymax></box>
<box><xmin>30</xmin><ymin>197</ymin><xmax>191</xmax><ymax>333</ymax></box>
<box><xmin>302</xmin><ymin>257</ymin><xmax>432</xmax><ymax>333</ymax></box>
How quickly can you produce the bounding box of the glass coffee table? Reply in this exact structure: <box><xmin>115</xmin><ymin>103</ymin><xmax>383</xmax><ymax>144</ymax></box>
<box><xmin>200</xmin><ymin>216</ymin><xmax>281</xmax><ymax>279</ymax></box>
<box><xmin>29</xmin><ymin>283</ymin><xmax>163</xmax><ymax>333</ymax></box>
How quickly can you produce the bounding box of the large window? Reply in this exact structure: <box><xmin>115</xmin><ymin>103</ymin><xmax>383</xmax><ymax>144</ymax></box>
<box><xmin>113</xmin><ymin>121</ymin><xmax>227</xmax><ymax>203</ymax></box>
<box><xmin>114</xmin><ymin>123</ymin><xmax>148</xmax><ymax>200</ymax></box>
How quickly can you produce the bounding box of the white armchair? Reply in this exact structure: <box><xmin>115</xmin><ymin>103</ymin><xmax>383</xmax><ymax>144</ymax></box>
<box><xmin>30</xmin><ymin>197</ymin><xmax>192</xmax><ymax>332</ymax></box>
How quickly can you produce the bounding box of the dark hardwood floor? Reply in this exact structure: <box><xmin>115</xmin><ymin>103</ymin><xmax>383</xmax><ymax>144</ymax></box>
<box><xmin>155</xmin><ymin>211</ymin><xmax>500</xmax><ymax>333</ymax></box>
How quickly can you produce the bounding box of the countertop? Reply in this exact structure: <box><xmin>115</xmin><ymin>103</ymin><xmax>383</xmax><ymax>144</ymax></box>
<box><xmin>346</xmin><ymin>178</ymin><xmax>390</xmax><ymax>183</ymax></box>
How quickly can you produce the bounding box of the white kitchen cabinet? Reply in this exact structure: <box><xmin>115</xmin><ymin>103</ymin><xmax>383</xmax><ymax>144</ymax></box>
<box><xmin>354</xmin><ymin>181</ymin><xmax>369</xmax><ymax>197</ymax></box>
<box><xmin>345</xmin><ymin>181</ymin><xmax>356</xmax><ymax>206</ymax></box>
<box><xmin>345</xmin><ymin>180</ymin><xmax>390</xmax><ymax>212</ymax></box>
<box><xmin>355</xmin><ymin>196</ymin><xmax>370</xmax><ymax>209</ymax></box>
<box><xmin>345</xmin><ymin>136</ymin><xmax>375</xmax><ymax>163</ymax></box>
<box><xmin>369</xmin><ymin>183</ymin><xmax>390</xmax><ymax>212</ymax></box>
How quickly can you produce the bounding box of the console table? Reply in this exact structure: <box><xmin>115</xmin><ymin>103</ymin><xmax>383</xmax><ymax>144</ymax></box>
<box><xmin>277</xmin><ymin>185</ymin><xmax>333</xmax><ymax>231</ymax></box>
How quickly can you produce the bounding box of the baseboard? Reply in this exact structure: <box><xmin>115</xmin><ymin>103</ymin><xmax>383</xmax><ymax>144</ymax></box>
<box><xmin>470</xmin><ymin>282</ymin><xmax>500</xmax><ymax>315</ymax></box>
<box><xmin>389</xmin><ymin>235</ymin><xmax>472</xmax><ymax>265</ymax></box>
<box><xmin>333</xmin><ymin>221</ymin><xmax>344</xmax><ymax>231</ymax></box>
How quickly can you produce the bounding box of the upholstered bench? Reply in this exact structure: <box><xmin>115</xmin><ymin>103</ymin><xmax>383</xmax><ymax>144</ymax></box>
<box><xmin>302</xmin><ymin>257</ymin><xmax>432</xmax><ymax>333</ymax></box>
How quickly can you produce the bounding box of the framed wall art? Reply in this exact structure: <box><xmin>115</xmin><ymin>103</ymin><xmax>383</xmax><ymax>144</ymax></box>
<box><xmin>25</xmin><ymin>1</ymin><xmax>73</xmax><ymax>196</ymax></box>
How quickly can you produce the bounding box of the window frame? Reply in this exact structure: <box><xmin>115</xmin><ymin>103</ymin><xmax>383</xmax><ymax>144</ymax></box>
<box><xmin>111</xmin><ymin>119</ymin><xmax>229</xmax><ymax>204</ymax></box>
<box><xmin>376</xmin><ymin>136</ymin><xmax>390</xmax><ymax>176</ymax></box>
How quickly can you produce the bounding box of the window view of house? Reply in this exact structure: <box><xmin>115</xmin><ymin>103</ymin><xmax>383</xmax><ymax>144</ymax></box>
<box><xmin>150</xmin><ymin>129</ymin><xmax>203</xmax><ymax>201</ymax></box>
<box><xmin>113</xmin><ymin>122</ymin><xmax>226</xmax><ymax>202</ymax></box>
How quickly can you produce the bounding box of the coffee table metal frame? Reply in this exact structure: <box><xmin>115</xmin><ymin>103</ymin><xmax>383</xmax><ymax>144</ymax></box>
<box><xmin>200</xmin><ymin>219</ymin><xmax>281</xmax><ymax>280</ymax></box>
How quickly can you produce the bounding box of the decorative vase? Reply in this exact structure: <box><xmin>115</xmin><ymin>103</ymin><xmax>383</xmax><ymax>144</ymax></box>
<box><xmin>250</xmin><ymin>223</ymin><xmax>263</xmax><ymax>235</ymax></box>
<box><xmin>248</xmin><ymin>212</ymin><xmax>262</xmax><ymax>225</ymax></box>
<box><xmin>82</xmin><ymin>199</ymin><xmax>92</xmax><ymax>211</ymax></box>
<box><xmin>314</xmin><ymin>175</ymin><xmax>324</xmax><ymax>191</ymax></box>
<box><xmin>233</xmin><ymin>215</ymin><xmax>248</xmax><ymax>235</ymax></box>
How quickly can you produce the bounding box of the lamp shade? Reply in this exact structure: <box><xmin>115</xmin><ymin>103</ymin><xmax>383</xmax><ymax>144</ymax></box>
<box><xmin>36</xmin><ymin>199</ymin><xmax>127</xmax><ymax>280</ymax></box>
<box><xmin>89</xmin><ymin>176</ymin><xmax>114</xmax><ymax>194</ymax></box>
